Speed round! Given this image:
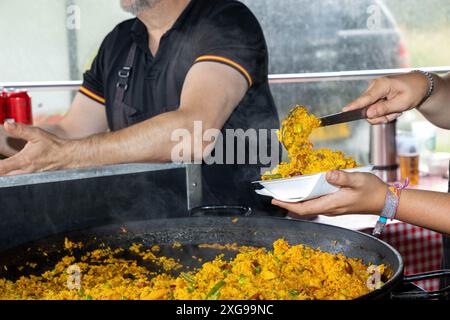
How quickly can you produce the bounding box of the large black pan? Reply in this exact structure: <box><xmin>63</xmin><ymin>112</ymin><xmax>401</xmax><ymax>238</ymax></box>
<box><xmin>0</xmin><ymin>211</ymin><xmax>449</xmax><ymax>300</ymax></box>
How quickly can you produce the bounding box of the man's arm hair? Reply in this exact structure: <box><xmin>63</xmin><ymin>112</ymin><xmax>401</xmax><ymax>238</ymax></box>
<box><xmin>68</xmin><ymin>61</ymin><xmax>248</xmax><ymax>166</ymax></box>
<box><xmin>0</xmin><ymin>93</ymin><xmax>108</xmax><ymax>158</ymax></box>
<box><xmin>41</xmin><ymin>93</ymin><xmax>109</xmax><ymax>139</ymax></box>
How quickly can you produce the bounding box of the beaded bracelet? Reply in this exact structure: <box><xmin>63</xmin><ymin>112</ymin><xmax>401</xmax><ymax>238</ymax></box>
<box><xmin>410</xmin><ymin>70</ymin><xmax>435</xmax><ymax>105</ymax></box>
<box><xmin>372</xmin><ymin>178</ymin><xmax>409</xmax><ymax>237</ymax></box>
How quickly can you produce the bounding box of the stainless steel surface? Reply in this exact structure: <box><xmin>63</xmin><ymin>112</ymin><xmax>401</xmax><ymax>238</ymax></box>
<box><xmin>185</xmin><ymin>164</ymin><xmax>203</xmax><ymax>210</ymax></box>
<box><xmin>1</xmin><ymin>67</ymin><xmax>449</xmax><ymax>91</ymax></box>
<box><xmin>370</xmin><ymin>122</ymin><xmax>398</xmax><ymax>182</ymax></box>
<box><xmin>319</xmin><ymin>106</ymin><xmax>369</xmax><ymax>127</ymax></box>
<box><xmin>0</xmin><ymin>81</ymin><xmax>83</xmax><ymax>91</ymax></box>
<box><xmin>0</xmin><ymin>163</ymin><xmax>186</xmax><ymax>189</ymax></box>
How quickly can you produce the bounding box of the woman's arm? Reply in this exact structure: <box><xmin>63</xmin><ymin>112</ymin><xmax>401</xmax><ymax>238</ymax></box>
<box><xmin>395</xmin><ymin>189</ymin><xmax>450</xmax><ymax>235</ymax></box>
<box><xmin>272</xmin><ymin>171</ymin><xmax>450</xmax><ymax>235</ymax></box>
<box><xmin>418</xmin><ymin>73</ymin><xmax>450</xmax><ymax>129</ymax></box>
<box><xmin>344</xmin><ymin>72</ymin><xmax>450</xmax><ymax>129</ymax></box>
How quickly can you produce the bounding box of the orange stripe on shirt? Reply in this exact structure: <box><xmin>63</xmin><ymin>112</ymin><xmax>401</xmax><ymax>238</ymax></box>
<box><xmin>79</xmin><ymin>86</ymin><xmax>106</xmax><ymax>104</ymax></box>
<box><xmin>195</xmin><ymin>55</ymin><xmax>253</xmax><ymax>87</ymax></box>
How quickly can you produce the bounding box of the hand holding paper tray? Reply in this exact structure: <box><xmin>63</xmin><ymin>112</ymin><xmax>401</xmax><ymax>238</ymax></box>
<box><xmin>253</xmin><ymin>166</ymin><xmax>374</xmax><ymax>203</ymax></box>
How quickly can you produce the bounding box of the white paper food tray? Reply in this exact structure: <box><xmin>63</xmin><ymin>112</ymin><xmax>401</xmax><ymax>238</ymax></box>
<box><xmin>253</xmin><ymin>166</ymin><xmax>374</xmax><ymax>202</ymax></box>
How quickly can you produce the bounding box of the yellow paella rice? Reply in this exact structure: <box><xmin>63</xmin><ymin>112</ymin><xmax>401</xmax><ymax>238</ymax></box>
<box><xmin>0</xmin><ymin>239</ymin><xmax>385</xmax><ymax>300</ymax></box>
<box><xmin>262</xmin><ymin>106</ymin><xmax>357</xmax><ymax>180</ymax></box>
<box><xmin>197</xmin><ymin>243</ymin><xmax>256</xmax><ymax>252</ymax></box>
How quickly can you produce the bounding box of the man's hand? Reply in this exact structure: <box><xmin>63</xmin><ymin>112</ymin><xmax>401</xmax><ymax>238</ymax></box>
<box><xmin>272</xmin><ymin>171</ymin><xmax>388</xmax><ymax>217</ymax></box>
<box><xmin>343</xmin><ymin>73</ymin><xmax>429</xmax><ymax>125</ymax></box>
<box><xmin>0</xmin><ymin>125</ymin><xmax>27</xmax><ymax>157</ymax></box>
<box><xmin>0</xmin><ymin>122</ymin><xmax>78</xmax><ymax>176</ymax></box>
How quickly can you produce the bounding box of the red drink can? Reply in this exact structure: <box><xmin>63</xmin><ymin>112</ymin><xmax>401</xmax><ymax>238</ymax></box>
<box><xmin>5</xmin><ymin>90</ymin><xmax>33</xmax><ymax>125</ymax></box>
<box><xmin>0</xmin><ymin>90</ymin><xmax>6</xmax><ymax>124</ymax></box>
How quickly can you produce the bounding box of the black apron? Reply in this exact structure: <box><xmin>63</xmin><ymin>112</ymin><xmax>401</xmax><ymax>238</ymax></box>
<box><xmin>110</xmin><ymin>44</ymin><xmax>285</xmax><ymax>217</ymax></box>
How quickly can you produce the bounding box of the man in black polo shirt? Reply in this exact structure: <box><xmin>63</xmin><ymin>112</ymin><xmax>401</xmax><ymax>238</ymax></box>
<box><xmin>0</xmin><ymin>0</ymin><xmax>280</xmax><ymax>213</ymax></box>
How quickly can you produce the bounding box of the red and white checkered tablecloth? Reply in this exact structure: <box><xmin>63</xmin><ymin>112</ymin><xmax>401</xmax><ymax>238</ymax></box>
<box><xmin>381</xmin><ymin>222</ymin><xmax>443</xmax><ymax>292</ymax></box>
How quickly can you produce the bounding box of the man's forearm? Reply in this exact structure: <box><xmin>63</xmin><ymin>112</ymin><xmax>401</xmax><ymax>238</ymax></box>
<box><xmin>39</xmin><ymin>123</ymin><xmax>71</xmax><ymax>139</ymax></box>
<box><xmin>396</xmin><ymin>189</ymin><xmax>450</xmax><ymax>235</ymax></box>
<box><xmin>68</xmin><ymin>109</ymin><xmax>204</xmax><ymax>167</ymax></box>
<box><xmin>417</xmin><ymin>73</ymin><xmax>450</xmax><ymax>129</ymax></box>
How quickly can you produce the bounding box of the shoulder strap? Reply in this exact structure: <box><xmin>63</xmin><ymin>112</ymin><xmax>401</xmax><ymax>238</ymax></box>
<box><xmin>115</xmin><ymin>43</ymin><xmax>138</xmax><ymax>104</ymax></box>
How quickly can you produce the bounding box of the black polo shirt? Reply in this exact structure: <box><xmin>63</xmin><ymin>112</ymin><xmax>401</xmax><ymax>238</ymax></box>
<box><xmin>80</xmin><ymin>0</ymin><xmax>282</xmax><ymax>215</ymax></box>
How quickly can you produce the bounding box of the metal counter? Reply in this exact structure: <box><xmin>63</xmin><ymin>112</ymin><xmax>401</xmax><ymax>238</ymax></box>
<box><xmin>0</xmin><ymin>163</ymin><xmax>202</xmax><ymax>251</ymax></box>
<box><xmin>0</xmin><ymin>163</ymin><xmax>186</xmax><ymax>188</ymax></box>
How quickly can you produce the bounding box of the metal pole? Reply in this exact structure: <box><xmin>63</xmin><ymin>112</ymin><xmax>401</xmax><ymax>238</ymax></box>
<box><xmin>65</xmin><ymin>0</ymin><xmax>80</xmax><ymax>100</ymax></box>
<box><xmin>1</xmin><ymin>67</ymin><xmax>449</xmax><ymax>91</ymax></box>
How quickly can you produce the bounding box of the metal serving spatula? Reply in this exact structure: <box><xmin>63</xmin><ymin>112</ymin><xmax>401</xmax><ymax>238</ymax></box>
<box><xmin>318</xmin><ymin>106</ymin><xmax>369</xmax><ymax>127</ymax></box>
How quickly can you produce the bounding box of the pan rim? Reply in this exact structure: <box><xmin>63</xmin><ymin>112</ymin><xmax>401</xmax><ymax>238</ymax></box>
<box><xmin>0</xmin><ymin>216</ymin><xmax>405</xmax><ymax>300</ymax></box>
<box><xmin>105</xmin><ymin>216</ymin><xmax>406</xmax><ymax>298</ymax></box>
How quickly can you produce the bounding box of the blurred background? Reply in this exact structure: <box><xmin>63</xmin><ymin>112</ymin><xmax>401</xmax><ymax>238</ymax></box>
<box><xmin>0</xmin><ymin>0</ymin><xmax>449</xmax><ymax>171</ymax></box>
